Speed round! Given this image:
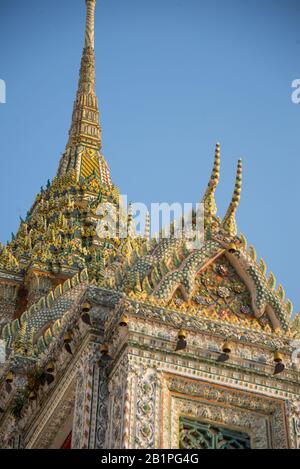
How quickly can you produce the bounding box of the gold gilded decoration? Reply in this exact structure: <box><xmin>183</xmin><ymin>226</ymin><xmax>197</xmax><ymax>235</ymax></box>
<box><xmin>202</xmin><ymin>143</ymin><xmax>220</xmax><ymax>225</ymax></box>
<box><xmin>80</xmin><ymin>149</ymin><xmax>100</xmax><ymax>179</ymax></box>
<box><xmin>222</xmin><ymin>159</ymin><xmax>242</xmax><ymax>236</ymax></box>
<box><xmin>0</xmin><ymin>0</ymin><xmax>298</xmax><ymax>452</ymax></box>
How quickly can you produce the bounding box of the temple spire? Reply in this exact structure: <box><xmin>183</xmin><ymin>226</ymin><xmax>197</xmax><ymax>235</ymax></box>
<box><xmin>67</xmin><ymin>0</ymin><xmax>100</xmax><ymax>149</ymax></box>
<box><xmin>222</xmin><ymin>159</ymin><xmax>242</xmax><ymax>236</ymax></box>
<box><xmin>57</xmin><ymin>0</ymin><xmax>112</xmax><ymax>186</ymax></box>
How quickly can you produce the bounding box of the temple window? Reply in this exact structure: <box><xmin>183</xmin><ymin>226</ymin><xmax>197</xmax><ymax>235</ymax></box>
<box><xmin>179</xmin><ymin>417</ymin><xmax>251</xmax><ymax>449</ymax></box>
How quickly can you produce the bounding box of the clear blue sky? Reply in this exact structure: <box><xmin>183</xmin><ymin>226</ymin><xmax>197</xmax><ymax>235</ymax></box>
<box><xmin>0</xmin><ymin>0</ymin><xmax>299</xmax><ymax>312</ymax></box>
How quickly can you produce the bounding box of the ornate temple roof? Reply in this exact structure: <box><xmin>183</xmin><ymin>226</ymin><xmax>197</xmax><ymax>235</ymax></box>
<box><xmin>1</xmin><ymin>4</ymin><xmax>300</xmax><ymax>446</ymax></box>
<box><xmin>0</xmin><ymin>0</ymin><xmax>299</xmax><ymax>363</ymax></box>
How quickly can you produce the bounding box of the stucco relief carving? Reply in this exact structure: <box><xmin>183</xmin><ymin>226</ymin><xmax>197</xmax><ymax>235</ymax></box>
<box><xmin>162</xmin><ymin>375</ymin><xmax>289</xmax><ymax>449</ymax></box>
<box><xmin>105</xmin><ymin>356</ymin><xmax>290</xmax><ymax>449</ymax></box>
<box><xmin>106</xmin><ymin>359</ymin><xmax>127</xmax><ymax>448</ymax></box>
<box><xmin>286</xmin><ymin>400</ymin><xmax>300</xmax><ymax>449</ymax></box>
<box><xmin>95</xmin><ymin>368</ymin><xmax>109</xmax><ymax>449</ymax></box>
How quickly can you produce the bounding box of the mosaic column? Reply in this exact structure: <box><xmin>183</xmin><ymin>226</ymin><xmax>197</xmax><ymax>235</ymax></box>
<box><xmin>106</xmin><ymin>356</ymin><xmax>162</xmax><ymax>449</ymax></box>
<box><xmin>71</xmin><ymin>345</ymin><xmax>109</xmax><ymax>449</ymax></box>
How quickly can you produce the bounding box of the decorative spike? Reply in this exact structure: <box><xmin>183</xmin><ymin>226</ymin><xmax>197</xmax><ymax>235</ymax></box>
<box><xmin>150</xmin><ymin>271</ymin><xmax>158</xmax><ymax>287</ymax></box>
<box><xmin>52</xmin><ymin>319</ymin><xmax>62</xmax><ymax>336</ymax></box>
<box><xmin>63</xmin><ymin>279</ymin><xmax>72</xmax><ymax>293</ymax></box>
<box><xmin>11</xmin><ymin>319</ymin><xmax>21</xmax><ymax>335</ymax></box>
<box><xmin>123</xmin><ymin>239</ymin><xmax>133</xmax><ymax>261</ymax></box>
<box><xmin>71</xmin><ymin>273</ymin><xmax>80</xmax><ymax>287</ymax></box>
<box><xmin>142</xmin><ymin>275</ymin><xmax>152</xmax><ymax>294</ymax></box>
<box><xmin>37</xmin><ymin>296</ymin><xmax>46</xmax><ymax>310</ymax></box>
<box><xmin>160</xmin><ymin>228</ymin><xmax>166</xmax><ymax>240</ymax></box>
<box><xmin>141</xmin><ymin>241</ymin><xmax>149</xmax><ymax>256</ymax></box>
<box><xmin>286</xmin><ymin>299</ymin><xmax>293</xmax><ymax>319</ymax></box>
<box><xmin>159</xmin><ymin>259</ymin><xmax>170</xmax><ymax>276</ymax></box>
<box><xmin>144</xmin><ymin>211</ymin><xmax>150</xmax><ymax>240</ymax></box>
<box><xmin>202</xmin><ymin>143</ymin><xmax>221</xmax><ymax>222</ymax></box>
<box><xmin>134</xmin><ymin>272</ymin><xmax>142</xmax><ymax>292</ymax></box>
<box><xmin>44</xmin><ymin>327</ymin><xmax>53</xmax><ymax>346</ymax></box>
<box><xmin>151</xmin><ymin>267</ymin><xmax>161</xmax><ymax>287</ymax></box>
<box><xmin>131</xmin><ymin>248</ymin><xmax>139</xmax><ymax>264</ymax></box>
<box><xmin>127</xmin><ymin>203</ymin><xmax>135</xmax><ymax>238</ymax></box>
<box><xmin>54</xmin><ymin>285</ymin><xmax>62</xmax><ymax>299</ymax></box>
<box><xmin>46</xmin><ymin>291</ymin><xmax>55</xmax><ymax>308</ymax></box>
<box><xmin>20</xmin><ymin>311</ymin><xmax>28</xmax><ymax>325</ymax></box>
<box><xmin>150</xmin><ymin>236</ymin><xmax>158</xmax><ymax>250</ymax></box>
<box><xmin>169</xmin><ymin>219</ymin><xmax>176</xmax><ymax>237</ymax></box>
<box><xmin>115</xmin><ymin>268</ymin><xmax>123</xmax><ymax>287</ymax></box>
<box><xmin>248</xmin><ymin>245</ymin><xmax>257</xmax><ymax>263</ymax></box>
<box><xmin>239</xmin><ymin>233</ymin><xmax>247</xmax><ymax>250</ymax></box>
<box><xmin>258</xmin><ymin>257</ymin><xmax>267</xmax><ymax>275</ymax></box>
<box><xmin>28</xmin><ymin>305</ymin><xmax>36</xmax><ymax>317</ymax></box>
<box><xmin>80</xmin><ymin>268</ymin><xmax>89</xmax><ymax>283</ymax></box>
<box><xmin>267</xmin><ymin>272</ymin><xmax>276</xmax><ymax>291</ymax></box>
<box><xmin>124</xmin><ymin>258</ymin><xmax>131</xmax><ymax>270</ymax></box>
<box><xmin>222</xmin><ymin>159</ymin><xmax>242</xmax><ymax>236</ymax></box>
<box><xmin>181</xmin><ymin>240</ymin><xmax>190</xmax><ymax>257</ymax></box>
<box><xmin>37</xmin><ymin>336</ymin><xmax>46</xmax><ymax>354</ymax></box>
<box><xmin>172</xmin><ymin>251</ymin><xmax>181</xmax><ymax>268</ymax></box>
<box><xmin>2</xmin><ymin>323</ymin><xmax>12</xmax><ymax>340</ymax></box>
<box><xmin>13</xmin><ymin>322</ymin><xmax>28</xmax><ymax>355</ymax></box>
<box><xmin>277</xmin><ymin>284</ymin><xmax>285</xmax><ymax>302</ymax></box>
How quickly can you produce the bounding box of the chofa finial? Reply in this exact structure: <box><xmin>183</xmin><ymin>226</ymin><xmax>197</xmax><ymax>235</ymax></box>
<box><xmin>202</xmin><ymin>143</ymin><xmax>221</xmax><ymax>223</ymax></box>
<box><xmin>222</xmin><ymin>159</ymin><xmax>242</xmax><ymax>236</ymax></box>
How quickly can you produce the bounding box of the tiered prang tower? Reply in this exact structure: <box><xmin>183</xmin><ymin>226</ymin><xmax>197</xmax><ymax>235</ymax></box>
<box><xmin>0</xmin><ymin>0</ymin><xmax>300</xmax><ymax>449</ymax></box>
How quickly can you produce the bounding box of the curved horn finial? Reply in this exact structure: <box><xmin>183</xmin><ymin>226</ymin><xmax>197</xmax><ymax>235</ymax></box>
<box><xmin>222</xmin><ymin>159</ymin><xmax>242</xmax><ymax>236</ymax></box>
<box><xmin>203</xmin><ymin>143</ymin><xmax>221</xmax><ymax>221</ymax></box>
